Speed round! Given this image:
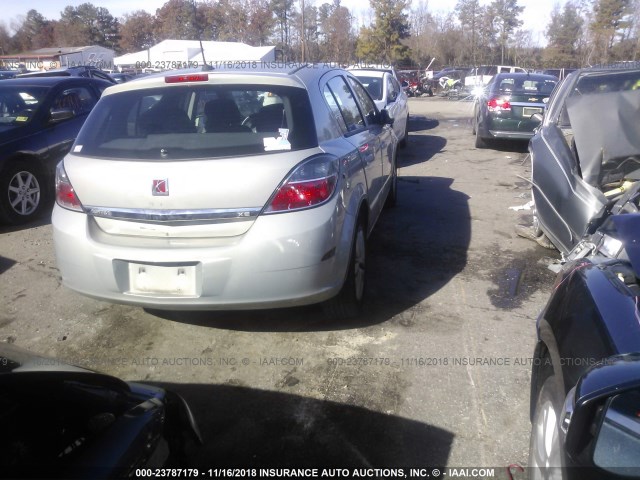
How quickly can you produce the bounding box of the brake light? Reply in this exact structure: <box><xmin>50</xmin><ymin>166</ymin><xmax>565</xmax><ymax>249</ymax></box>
<box><xmin>165</xmin><ymin>73</ymin><xmax>208</xmax><ymax>83</ymax></box>
<box><xmin>266</xmin><ymin>156</ymin><xmax>339</xmax><ymax>213</ymax></box>
<box><xmin>487</xmin><ymin>97</ymin><xmax>511</xmax><ymax>112</ymax></box>
<box><xmin>55</xmin><ymin>162</ymin><xmax>83</xmax><ymax>212</ymax></box>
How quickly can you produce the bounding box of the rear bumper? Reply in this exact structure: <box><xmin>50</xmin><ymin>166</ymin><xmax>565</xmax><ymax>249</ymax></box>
<box><xmin>488</xmin><ymin>129</ymin><xmax>535</xmax><ymax>140</ymax></box>
<box><xmin>52</xmin><ymin>200</ymin><xmax>354</xmax><ymax>310</ymax></box>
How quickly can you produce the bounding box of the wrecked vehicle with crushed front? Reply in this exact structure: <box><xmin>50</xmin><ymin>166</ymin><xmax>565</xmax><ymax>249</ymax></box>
<box><xmin>0</xmin><ymin>343</ymin><xmax>202</xmax><ymax>478</ymax></box>
<box><xmin>527</xmin><ymin>65</ymin><xmax>640</xmax><ymax>265</ymax></box>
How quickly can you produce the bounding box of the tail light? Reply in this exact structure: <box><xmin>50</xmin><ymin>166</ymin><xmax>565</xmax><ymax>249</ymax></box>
<box><xmin>487</xmin><ymin>97</ymin><xmax>511</xmax><ymax>112</ymax></box>
<box><xmin>165</xmin><ymin>73</ymin><xmax>208</xmax><ymax>83</ymax></box>
<box><xmin>265</xmin><ymin>155</ymin><xmax>339</xmax><ymax>213</ymax></box>
<box><xmin>55</xmin><ymin>162</ymin><xmax>83</xmax><ymax>212</ymax></box>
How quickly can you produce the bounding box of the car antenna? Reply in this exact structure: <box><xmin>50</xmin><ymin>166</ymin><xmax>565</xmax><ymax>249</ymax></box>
<box><xmin>191</xmin><ymin>0</ymin><xmax>212</xmax><ymax>71</ymax></box>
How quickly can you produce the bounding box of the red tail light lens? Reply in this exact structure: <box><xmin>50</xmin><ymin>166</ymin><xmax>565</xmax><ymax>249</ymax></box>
<box><xmin>55</xmin><ymin>162</ymin><xmax>83</xmax><ymax>212</ymax></box>
<box><xmin>266</xmin><ymin>155</ymin><xmax>339</xmax><ymax>213</ymax></box>
<box><xmin>487</xmin><ymin>97</ymin><xmax>511</xmax><ymax>112</ymax></box>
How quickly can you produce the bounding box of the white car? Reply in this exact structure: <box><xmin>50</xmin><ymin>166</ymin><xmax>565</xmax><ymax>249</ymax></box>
<box><xmin>465</xmin><ymin>65</ymin><xmax>527</xmax><ymax>90</ymax></box>
<box><xmin>51</xmin><ymin>66</ymin><xmax>398</xmax><ymax>318</ymax></box>
<box><xmin>349</xmin><ymin>69</ymin><xmax>409</xmax><ymax>148</ymax></box>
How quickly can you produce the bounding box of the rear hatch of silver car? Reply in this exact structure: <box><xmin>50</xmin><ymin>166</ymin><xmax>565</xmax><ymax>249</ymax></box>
<box><xmin>66</xmin><ymin>80</ymin><xmax>319</xmax><ymax>240</ymax></box>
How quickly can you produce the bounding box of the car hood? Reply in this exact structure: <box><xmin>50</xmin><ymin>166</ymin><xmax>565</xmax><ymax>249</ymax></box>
<box><xmin>567</xmin><ymin>89</ymin><xmax>640</xmax><ymax>187</ymax></box>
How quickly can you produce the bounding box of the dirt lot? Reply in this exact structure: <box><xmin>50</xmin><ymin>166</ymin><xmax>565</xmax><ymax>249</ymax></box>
<box><xmin>0</xmin><ymin>96</ymin><xmax>559</xmax><ymax>476</ymax></box>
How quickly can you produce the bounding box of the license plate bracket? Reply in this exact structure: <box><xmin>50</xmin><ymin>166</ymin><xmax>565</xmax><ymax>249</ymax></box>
<box><xmin>128</xmin><ymin>263</ymin><xmax>198</xmax><ymax>296</ymax></box>
<box><xmin>523</xmin><ymin>107</ymin><xmax>542</xmax><ymax>117</ymax></box>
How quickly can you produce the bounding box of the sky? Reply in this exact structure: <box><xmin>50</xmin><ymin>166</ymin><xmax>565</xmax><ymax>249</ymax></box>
<box><xmin>1</xmin><ymin>0</ymin><xmax>562</xmax><ymax>46</ymax></box>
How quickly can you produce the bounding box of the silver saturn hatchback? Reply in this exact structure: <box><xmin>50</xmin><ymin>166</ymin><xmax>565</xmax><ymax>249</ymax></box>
<box><xmin>52</xmin><ymin>65</ymin><xmax>398</xmax><ymax>318</ymax></box>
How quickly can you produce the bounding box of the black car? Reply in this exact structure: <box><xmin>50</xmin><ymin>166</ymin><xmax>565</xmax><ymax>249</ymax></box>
<box><xmin>472</xmin><ymin>72</ymin><xmax>558</xmax><ymax>148</ymax></box>
<box><xmin>0</xmin><ymin>69</ymin><xmax>17</xmax><ymax>80</ymax></box>
<box><xmin>110</xmin><ymin>73</ymin><xmax>135</xmax><ymax>84</ymax></box>
<box><xmin>528</xmin><ymin>65</ymin><xmax>640</xmax><ymax>255</ymax></box>
<box><xmin>17</xmin><ymin>65</ymin><xmax>116</xmax><ymax>84</ymax></box>
<box><xmin>0</xmin><ymin>76</ymin><xmax>112</xmax><ymax>224</ymax></box>
<box><xmin>529</xmin><ymin>251</ymin><xmax>640</xmax><ymax>478</ymax></box>
<box><xmin>0</xmin><ymin>343</ymin><xmax>201</xmax><ymax>477</ymax></box>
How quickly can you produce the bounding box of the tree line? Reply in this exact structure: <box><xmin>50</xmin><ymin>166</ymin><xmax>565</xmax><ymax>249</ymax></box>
<box><xmin>0</xmin><ymin>0</ymin><xmax>638</xmax><ymax>70</ymax></box>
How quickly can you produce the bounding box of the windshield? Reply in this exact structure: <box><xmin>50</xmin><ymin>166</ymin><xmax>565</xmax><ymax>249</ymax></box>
<box><xmin>0</xmin><ymin>86</ymin><xmax>49</xmax><ymax>128</ymax></box>
<box><xmin>74</xmin><ymin>84</ymin><xmax>317</xmax><ymax>160</ymax></box>
<box><xmin>353</xmin><ymin>76</ymin><xmax>383</xmax><ymax>101</ymax></box>
<box><xmin>574</xmin><ymin>70</ymin><xmax>640</xmax><ymax>95</ymax></box>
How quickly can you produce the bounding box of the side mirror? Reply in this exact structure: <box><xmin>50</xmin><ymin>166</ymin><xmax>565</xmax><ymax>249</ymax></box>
<box><xmin>562</xmin><ymin>354</ymin><xmax>640</xmax><ymax>469</ymax></box>
<box><xmin>593</xmin><ymin>390</ymin><xmax>640</xmax><ymax>476</ymax></box>
<box><xmin>401</xmin><ymin>81</ymin><xmax>408</xmax><ymax>88</ymax></box>
<box><xmin>531</xmin><ymin>112</ymin><xmax>544</xmax><ymax>124</ymax></box>
<box><xmin>49</xmin><ymin>108</ymin><xmax>75</xmax><ymax>123</ymax></box>
<box><xmin>380</xmin><ymin>108</ymin><xmax>394</xmax><ymax>126</ymax></box>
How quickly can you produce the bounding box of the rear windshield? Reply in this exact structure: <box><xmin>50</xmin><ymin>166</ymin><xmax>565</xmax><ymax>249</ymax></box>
<box><xmin>353</xmin><ymin>76</ymin><xmax>383</xmax><ymax>101</ymax></box>
<box><xmin>73</xmin><ymin>84</ymin><xmax>317</xmax><ymax>160</ymax></box>
<box><xmin>496</xmin><ymin>76</ymin><xmax>557</xmax><ymax>95</ymax></box>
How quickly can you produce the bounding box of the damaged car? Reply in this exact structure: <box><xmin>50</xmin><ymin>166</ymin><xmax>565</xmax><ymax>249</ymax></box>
<box><xmin>528</xmin><ymin>65</ymin><xmax>640</xmax><ymax>262</ymax></box>
<box><xmin>0</xmin><ymin>343</ymin><xmax>202</xmax><ymax>478</ymax></box>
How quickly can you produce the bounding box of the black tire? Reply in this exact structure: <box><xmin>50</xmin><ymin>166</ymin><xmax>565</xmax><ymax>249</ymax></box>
<box><xmin>399</xmin><ymin>115</ymin><xmax>409</xmax><ymax>149</ymax></box>
<box><xmin>0</xmin><ymin>161</ymin><xmax>48</xmax><ymax>225</ymax></box>
<box><xmin>475</xmin><ymin>122</ymin><xmax>488</xmax><ymax>148</ymax></box>
<box><xmin>324</xmin><ymin>220</ymin><xmax>366</xmax><ymax>319</ymax></box>
<box><xmin>384</xmin><ymin>159</ymin><xmax>398</xmax><ymax>209</ymax></box>
<box><xmin>529</xmin><ymin>374</ymin><xmax>565</xmax><ymax>479</ymax></box>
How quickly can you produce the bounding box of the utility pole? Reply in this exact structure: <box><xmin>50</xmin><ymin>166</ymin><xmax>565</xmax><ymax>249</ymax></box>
<box><xmin>301</xmin><ymin>0</ymin><xmax>305</xmax><ymax>62</ymax></box>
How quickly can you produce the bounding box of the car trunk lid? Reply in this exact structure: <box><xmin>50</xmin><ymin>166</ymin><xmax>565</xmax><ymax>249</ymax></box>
<box><xmin>63</xmin><ymin>148</ymin><xmax>320</xmax><ymax>238</ymax></box>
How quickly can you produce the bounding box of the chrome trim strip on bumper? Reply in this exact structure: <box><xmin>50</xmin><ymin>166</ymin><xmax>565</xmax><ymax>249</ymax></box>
<box><xmin>85</xmin><ymin>206</ymin><xmax>262</xmax><ymax>224</ymax></box>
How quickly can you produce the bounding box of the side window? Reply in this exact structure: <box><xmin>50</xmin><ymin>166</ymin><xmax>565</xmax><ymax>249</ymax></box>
<box><xmin>52</xmin><ymin>87</ymin><xmax>96</xmax><ymax>116</ymax></box>
<box><xmin>387</xmin><ymin>77</ymin><xmax>397</xmax><ymax>102</ymax></box>
<box><xmin>323</xmin><ymin>86</ymin><xmax>348</xmax><ymax>133</ymax></box>
<box><xmin>326</xmin><ymin>76</ymin><xmax>365</xmax><ymax>132</ymax></box>
<box><xmin>348</xmin><ymin>77</ymin><xmax>377</xmax><ymax>125</ymax></box>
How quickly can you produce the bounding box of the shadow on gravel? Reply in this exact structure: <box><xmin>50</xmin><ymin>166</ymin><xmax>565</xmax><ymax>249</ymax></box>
<box><xmin>483</xmin><ymin>139</ymin><xmax>529</xmax><ymax>154</ymax></box>
<box><xmin>400</xmin><ymin>116</ymin><xmax>447</xmax><ymax>168</ymax></box>
<box><xmin>400</xmin><ymin>134</ymin><xmax>446</xmax><ymax>168</ymax></box>
<box><xmin>155</xmin><ymin>382</ymin><xmax>454</xmax><ymax>469</ymax></box>
<box><xmin>149</xmin><ymin>176</ymin><xmax>471</xmax><ymax>333</ymax></box>
<box><xmin>0</xmin><ymin>213</ymin><xmax>52</xmax><ymax>234</ymax></box>
<box><xmin>0</xmin><ymin>255</ymin><xmax>17</xmax><ymax>275</ymax></box>
<box><xmin>409</xmin><ymin>115</ymin><xmax>439</xmax><ymax>132</ymax></box>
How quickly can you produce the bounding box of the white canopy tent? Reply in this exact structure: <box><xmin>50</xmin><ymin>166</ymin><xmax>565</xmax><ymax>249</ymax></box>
<box><xmin>114</xmin><ymin>40</ymin><xmax>276</xmax><ymax>71</ymax></box>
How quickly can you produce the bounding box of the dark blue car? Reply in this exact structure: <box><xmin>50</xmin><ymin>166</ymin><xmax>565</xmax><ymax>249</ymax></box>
<box><xmin>529</xmin><ymin>211</ymin><xmax>640</xmax><ymax>478</ymax></box>
<box><xmin>0</xmin><ymin>76</ymin><xmax>112</xmax><ymax>224</ymax></box>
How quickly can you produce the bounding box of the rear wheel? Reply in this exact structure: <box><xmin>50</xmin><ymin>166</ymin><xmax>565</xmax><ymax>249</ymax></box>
<box><xmin>324</xmin><ymin>220</ymin><xmax>366</xmax><ymax>319</ymax></box>
<box><xmin>0</xmin><ymin>162</ymin><xmax>47</xmax><ymax>225</ymax></box>
<box><xmin>475</xmin><ymin>122</ymin><xmax>488</xmax><ymax>148</ymax></box>
<box><xmin>529</xmin><ymin>374</ymin><xmax>564</xmax><ymax>480</ymax></box>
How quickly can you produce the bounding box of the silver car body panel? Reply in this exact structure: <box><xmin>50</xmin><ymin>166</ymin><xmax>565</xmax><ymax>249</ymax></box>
<box><xmin>530</xmin><ymin>68</ymin><xmax>640</xmax><ymax>255</ymax></box>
